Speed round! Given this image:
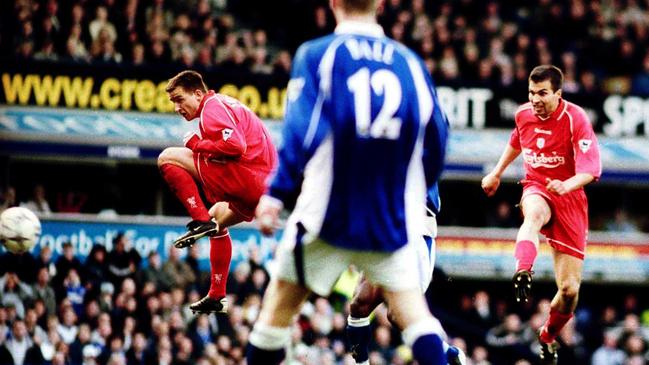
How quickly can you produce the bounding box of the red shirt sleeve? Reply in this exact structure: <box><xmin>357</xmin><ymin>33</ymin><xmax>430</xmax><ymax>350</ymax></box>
<box><xmin>509</xmin><ymin>126</ymin><xmax>521</xmax><ymax>150</ymax></box>
<box><xmin>572</xmin><ymin>107</ymin><xmax>602</xmax><ymax>179</ymax></box>
<box><xmin>194</xmin><ymin>97</ymin><xmax>247</xmax><ymax>158</ymax></box>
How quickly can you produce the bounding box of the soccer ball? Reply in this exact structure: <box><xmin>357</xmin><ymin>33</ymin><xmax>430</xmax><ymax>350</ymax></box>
<box><xmin>0</xmin><ymin>207</ymin><xmax>41</xmax><ymax>254</ymax></box>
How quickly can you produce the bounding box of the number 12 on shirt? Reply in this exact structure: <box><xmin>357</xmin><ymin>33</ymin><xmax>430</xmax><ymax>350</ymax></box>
<box><xmin>347</xmin><ymin>68</ymin><xmax>402</xmax><ymax>140</ymax></box>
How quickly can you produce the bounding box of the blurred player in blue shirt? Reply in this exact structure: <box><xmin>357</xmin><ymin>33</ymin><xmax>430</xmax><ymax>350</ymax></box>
<box><xmin>346</xmin><ymin>185</ymin><xmax>466</xmax><ymax>365</ymax></box>
<box><xmin>248</xmin><ymin>0</ymin><xmax>449</xmax><ymax>364</ymax></box>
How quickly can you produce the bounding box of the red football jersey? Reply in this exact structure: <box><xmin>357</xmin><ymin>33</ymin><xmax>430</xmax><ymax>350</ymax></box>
<box><xmin>190</xmin><ymin>90</ymin><xmax>276</xmax><ymax>173</ymax></box>
<box><xmin>509</xmin><ymin>99</ymin><xmax>602</xmax><ymax>185</ymax></box>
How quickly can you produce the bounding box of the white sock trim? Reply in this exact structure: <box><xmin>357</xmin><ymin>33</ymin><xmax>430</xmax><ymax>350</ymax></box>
<box><xmin>347</xmin><ymin>315</ymin><xmax>371</xmax><ymax>327</ymax></box>
<box><xmin>401</xmin><ymin>317</ymin><xmax>447</xmax><ymax>347</ymax></box>
<box><xmin>249</xmin><ymin>323</ymin><xmax>291</xmax><ymax>351</ymax></box>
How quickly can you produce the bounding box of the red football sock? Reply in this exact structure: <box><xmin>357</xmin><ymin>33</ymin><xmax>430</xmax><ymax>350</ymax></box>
<box><xmin>540</xmin><ymin>309</ymin><xmax>573</xmax><ymax>343</ymax></box>
<box><xmin>208</xmin><ymin>231</ymin><xmax>232</xmax><ymax>298</ymax></box>
<box><xmin>160</xmin><ymin>163</ymin><xmax>211</xmax><ymax>221</ymax></box>
<box><xmin>514</xmin><ymin>240</ymin><xmax>537</xmax><ymax>272</ymax></box>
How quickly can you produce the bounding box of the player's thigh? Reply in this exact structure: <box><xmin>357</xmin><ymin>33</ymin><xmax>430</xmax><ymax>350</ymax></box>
<box><xmin>209</xmin><ymin>202</ymin><xmax>245</xmax><ymax>229</ymax></box>
<box><xmin>257</xmin><ymin>278</ymin><xmax>310</xmax><ymax>328</ymax></box>
<box><xmin>552</xmin><ymin>250</ymin><xmax>583</xmax><ymax>290</ymax></box>
<box><xmin>274</xmin><ymin>223</ymin><xmax>351</xmax><ymax>297</ymax></box>
<box><xmin>158</xmin><ymin>147</ymin><xmax>198</xmax><ymax>178</ymax></box>
<box><xmin>359</xmin><ymin>243</ymin><xmax>421</xmax><ymax>293</ymax></box>
<box><xmin>545</xmin><ymin>191</ymin><xmax>588</xmax><ymax>259</ymax></box>
<box><xmin>520</xmin><ymin>193</ymin><xmax>552</xmax><ymax>225</ymax></box>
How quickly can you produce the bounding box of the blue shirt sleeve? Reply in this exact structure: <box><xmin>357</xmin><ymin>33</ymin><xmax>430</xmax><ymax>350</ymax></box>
<box><xmin>267</xmin><ymin>43</ymin><xmax>325</xmax><ymax>207</ymax></box>
<box><xmin>422</xmin><ymin>76</ymin><xmax>449</xmax><ymax>190</ymax></box>
<box><xmin>426</xmin><ymin>183</ymin><xmax>441</xmax><ymax>215</ymax></box>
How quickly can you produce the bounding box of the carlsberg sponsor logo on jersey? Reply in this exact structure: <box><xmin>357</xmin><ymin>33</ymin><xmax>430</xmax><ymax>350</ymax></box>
<box><xmin>522</xmin><ymin>148</ymin><xmax>566</xmax><ymax>168</ymax></box>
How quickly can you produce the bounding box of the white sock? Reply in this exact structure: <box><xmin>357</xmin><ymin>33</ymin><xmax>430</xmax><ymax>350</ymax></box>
<box><xmin>347</xmin><ymin>315</ymin><xmax>371</xmax><ymax>327</ymax></box>
<box><xmin>249</xmin><ymin>323</ymin><xmax>291</xmax><ymax>350</ymax></box>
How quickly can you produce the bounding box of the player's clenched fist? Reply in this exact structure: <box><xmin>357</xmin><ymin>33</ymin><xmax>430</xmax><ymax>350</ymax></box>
<box><xmin>183</xmin><ymin>132</ymin><xmax>201</xmax><ymax>150</ymax></box>
<box><xmin>545</xmin><ymin>178</ymin><xmax>568</xmax><ymax>195</ymax></box>
<box><xmin>481</xmin><ymin>172</ymin><xmax>501</xmax><ymax>197</ymax></box>
<box><xmin>255</xmin><ymin>195</ymin><xmax>283</xmax><ymax>236</ymax></box>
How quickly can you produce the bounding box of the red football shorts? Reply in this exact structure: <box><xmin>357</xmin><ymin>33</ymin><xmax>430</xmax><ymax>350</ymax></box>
<box><xmin>194</xmin><ymin>155</ymin><xmax>273</xmax><ymax>221</ymax></box>
<box><xmin>521</xmin><ymin>180</ymin><xmax>589</xmax><ymax>260</ymax></box>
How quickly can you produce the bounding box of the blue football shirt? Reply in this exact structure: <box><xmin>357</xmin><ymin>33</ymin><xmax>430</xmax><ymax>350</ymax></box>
<box><xmin>269</xmin><ymin>21</ymin><xmax>448</xmax><ymax>252</ymax></box>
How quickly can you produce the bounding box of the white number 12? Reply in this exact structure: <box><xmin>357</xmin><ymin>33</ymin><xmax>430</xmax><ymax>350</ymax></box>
<box><xmin>347</xmin><ymin>68</ymin><xmax>402</xmax><ymax>139</ymax></box>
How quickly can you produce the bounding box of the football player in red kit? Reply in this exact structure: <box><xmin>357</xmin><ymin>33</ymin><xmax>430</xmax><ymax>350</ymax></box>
<box><xmin>158</xmin><ymin>70</ymin><xmax>277</xmax><ymax>314</ymax></box>
<box><xmin>482</xmin><ymin>65</ymin><xmax>601</xmax><ymax>364</ymax></box>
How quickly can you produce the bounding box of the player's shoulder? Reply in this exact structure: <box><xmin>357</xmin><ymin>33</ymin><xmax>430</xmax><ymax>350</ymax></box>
<box><xmin>563</xmin><ymin>99</ymin><xmax>590</xmax><ymax>122</ymax></box>
<box><xmin>514</xmin><ymin>102</ymin><xmax>534</xmax><ymax>121</ymax></box>
<box><xmin>214</xmin><ymin>93</ymin><xmax>243</xmax><ymax>108</ymax></box>
<box><xmin>295</xmin><ymin>34</ymin><xmax>340</xmax><ymax>61</ymax></box>
<box><xmin>375</xmin><ymin>36</ymin><xmax>426</xmax><ymax>68</ymax></box>
<box><xmin>201</xmin><ymin>92</ymin><xmax>220</xmax><ymax>111</ymax></box>
<box><xmin>560</xmin><ymin>99</ymin><xmax>593</xmax><ymax>133</ymax></box>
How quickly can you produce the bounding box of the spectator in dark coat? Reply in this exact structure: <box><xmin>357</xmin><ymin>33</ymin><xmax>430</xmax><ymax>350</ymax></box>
<box><xmin>107</xmin><ymin>232</ymin><xmax>141</xmax><ymax>288</ymax></box>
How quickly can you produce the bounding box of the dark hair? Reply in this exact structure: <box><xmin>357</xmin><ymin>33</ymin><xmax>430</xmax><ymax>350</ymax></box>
<box><xmin>340</xmin><ymin>0</ymin><xmax>377</xmax><ymax>13</ymax></box>
<box><xmin>165</xmin><ymin>70</ymin><xmax>208</xmax><ymax>93</ymax></box>
<box><xmin>529</xmin><ymin>65</ymin><xmax>563</xmax><ymax>92</ymax></box>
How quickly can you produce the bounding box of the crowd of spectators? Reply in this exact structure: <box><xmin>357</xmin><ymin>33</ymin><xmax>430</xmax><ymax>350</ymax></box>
<box><xmin>2</xmin><ymin>235</ymin><xmax>649</xmax><ymax>364</ymax></box>
<box><xmin>2</xmin><ymin>0</ymin><xmax>649</xmax><ymax>95</ymax></box>
<box><xmin>1</xmin><ymin>0</ymin><xmax>293</xmax><ymax>79</ymax></box>
<box><xmin>0</xmin><ymin>234</ymin><xmax>274</xmax><ymax>365</ymax></box>
<box><xmin>371</xmin><ymin>0</ymin><xmax>649</xmax><ymax>95</ymax></box>
<box><xmin>432</xmin><ymin>280</ymin><xmax>649</xmax><ymax>365</ymax></box>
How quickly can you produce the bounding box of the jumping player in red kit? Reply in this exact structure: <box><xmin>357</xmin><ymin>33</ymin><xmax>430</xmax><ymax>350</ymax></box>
<box><xmin>481</xmin><ymin>65</ymin><xmax>601</xmax><ymax>364</ymax></box>
<box><xmin>158</xmin><ymin>70</ymin><xmax>277</xmax><ymax>314</ymax></box>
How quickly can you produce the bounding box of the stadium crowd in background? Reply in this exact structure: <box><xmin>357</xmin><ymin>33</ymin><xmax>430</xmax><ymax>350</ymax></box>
<box><xmin>2</xmin><ymin>236</ymin><xmax>649</xmax><ymax>364</ymax></box>
<box><xmin>1</xmin><ymin>0</ymin><xmax>293</xmax><ymax>79</ymax></box>
<box><xmin>2</xmin><ymin>0</ymin><xmax>649</xmax><ymax>95</ymax></box>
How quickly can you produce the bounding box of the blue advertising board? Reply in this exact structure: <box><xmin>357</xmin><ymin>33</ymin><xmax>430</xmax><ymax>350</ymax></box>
<box><xmin>8</xmin><ymin>218</ymin><xmax>282</xmax><ymax>272</ymax></box>
<box><xmin>4</xmin><ymin>216</ymin><xmax>649</xmax><ymax>282</ymax></box>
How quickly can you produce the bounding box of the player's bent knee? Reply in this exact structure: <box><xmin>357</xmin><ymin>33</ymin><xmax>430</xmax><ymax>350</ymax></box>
<box><xmin>525</xmin><ymin>205</ymin><xmax>548</xmax><ymax>219</ymax></box>
<box><xmin>157</xmin><ymin>148</ymin><xmax>176</xmax><ymax>167</ymax></box>
<box><xmin>523</xmin><ymin>197</ymin><xmax>551</xmax><ymax>222</ymax></box>
<box><xmin>524</xmin><ymin>208</ymin><xmax>550</xmax><ymax>227</ymax></box>
<box><xmin>558</xmin><ymin>280</ymin><xmax>580</xmax><ymax>300</ymax></box>
<box><xmin>209</xmin><ymin>202</ymin><xmax>230</xmax><ymax>220</ymax></box>
<box><xmin>158</xmin><ymin>147</ymin><xmax>193</xmax><ymax>169</ymax></box>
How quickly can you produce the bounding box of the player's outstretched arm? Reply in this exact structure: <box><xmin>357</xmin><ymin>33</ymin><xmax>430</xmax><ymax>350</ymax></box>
<box><xmin>482</xmin><ymin>144</ymin><xmax>521</xmax><ymax>197</ymax></box>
